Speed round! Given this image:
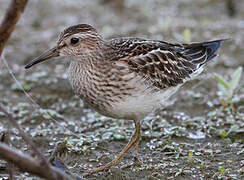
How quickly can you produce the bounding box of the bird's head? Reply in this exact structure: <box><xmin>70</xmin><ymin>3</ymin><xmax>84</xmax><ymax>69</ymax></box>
<box><xmin>25</xmin><ymin>24</ymin><xmax>103</xmax><ymax>69</ymax></box>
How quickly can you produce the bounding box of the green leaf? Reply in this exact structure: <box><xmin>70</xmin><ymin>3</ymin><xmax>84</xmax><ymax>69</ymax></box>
<box><xmin>182</xmin><ymin>28</ymin><xmax>191</xmax><ymax>43</ymax></box>
<box><xmin>217</xmin><ymin>83</ymin><xmax>229</xmax><ymax>96</ymax></box>
<box><xmin>23</xmin><ymin>83</ymin><xmax>32</xmax><ymax>91</ymax></box>
<box><xmin>230</xmin><ymin>66</ymin><xmax>243</xmax><ymax>91</ymax></box>
<box><xmin>113</xmin><ymin>133</ymin><xmax>126</xmax><ymax>140</ymax></box>
<box><xmin>215</xmin><ymin>74</ymin><xmax>231</xmax><ymax>91</ymax></box>
<box><xmin>188</xmin><ymin>150</ymin><xmax>193</xmax><ymax>162</ymax></box>
<box><xmin>219</xmin><ymin>129</ymin><xmax>226</xmax><ymax>138</ymax></box>
<box><xmin>200</xmin><ymin>161</ymin><xmax>205</xmax><ymax>169</ymax></box>
<box><xmin>227</xmin><ymin>124</ymin><xmax>240</xmax><ymax>135</ymax></box>
<box><xmin>219</xmin><ymin>167</ymin><xmax>225</xmax><ymax>176</ymax></box>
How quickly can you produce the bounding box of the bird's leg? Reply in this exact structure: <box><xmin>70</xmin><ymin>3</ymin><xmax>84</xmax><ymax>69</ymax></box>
<box><xmin>121</xmin><ymin>120</ymin><xmax>125</xmax><ymax>135</ymax></box>
<box><xmin>133</xmin><ymin>125</ymin><xmax>142</xmax><ymax>165</ymax></box>
<box><xmin>88</xmin><ymin>120</ymin><xmax>141</xmax><ymax>173</ymax></box>
<box><xmin>134</xmin><ymin>124</ymin><xmax>140</xmax><ymax>155</ymax></box>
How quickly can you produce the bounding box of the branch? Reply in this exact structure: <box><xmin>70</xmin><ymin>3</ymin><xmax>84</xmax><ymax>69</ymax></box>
<box><xmin>1</xmin><ymin>131</ymin><xmax>14</xmax><ymax>180</ymax></box>
<box><xmin>0</xmin><ymin>143</ymin><xmax>73</xmax><ymax>180</ymax></box>
<box><xmin>0</xmin><ymin>104</ymin><xmax>50</xmax><ymax>169</ymax></box>
<box><xmin>0</xmin><ymin>104</ymin><xmax>77</xmax><ymax>179</ymax></box>
<box><xmin>0</xmin><ymin>0</ymin><xmax>28</xmax><ymax>55</ymax></box>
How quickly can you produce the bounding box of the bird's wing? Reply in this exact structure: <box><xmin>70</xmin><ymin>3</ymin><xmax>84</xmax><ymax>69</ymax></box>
<box><xmin>109</xmin><ymin>38</ymin><xmax>224</xmax><ymax>89</ymax></box>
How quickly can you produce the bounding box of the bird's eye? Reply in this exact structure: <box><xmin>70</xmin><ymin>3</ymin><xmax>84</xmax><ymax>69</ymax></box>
<box><xmin>70</xmin><ymin>37</ymin><xmax>79</xmax><ymax>45</ymax></box>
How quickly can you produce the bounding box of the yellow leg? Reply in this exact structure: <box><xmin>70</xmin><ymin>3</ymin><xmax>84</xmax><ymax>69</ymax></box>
<box><xmin>88</xmin><ymin>120</ymin><xmax>141</xmax><ymax>173</ymax></box>
<box><xmin>133</xmin><ymin>127</ymin><xmax>142</xmax><ymax>165</ymax></box>
<box><xmin>121</xmin><ymin>120</ymin><xmax>125</xmax><ymax>136</ymax></box>
<box><xmin>134</xmin><ymin>127</ymin><xmax>140</xmax><ymax>157</ymax></box>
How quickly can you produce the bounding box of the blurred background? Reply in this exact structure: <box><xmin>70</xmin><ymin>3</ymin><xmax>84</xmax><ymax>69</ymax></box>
<box><xmin>0</xmin><ymin>0</ymin><xmax>243</xmax><ymax>179</ymax></box>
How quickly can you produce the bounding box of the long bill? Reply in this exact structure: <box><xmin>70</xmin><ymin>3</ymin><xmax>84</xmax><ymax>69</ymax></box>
<box><xmin>25</xmin><ymin>46</ymin><xmax>59</xmax><ymax>69</ymax></box>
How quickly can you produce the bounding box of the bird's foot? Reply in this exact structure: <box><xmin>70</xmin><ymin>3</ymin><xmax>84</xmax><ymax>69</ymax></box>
<box><xmin>87</xmin><ymin>161</ymin><xmax>118</xmax><ymax>174</ymax></box>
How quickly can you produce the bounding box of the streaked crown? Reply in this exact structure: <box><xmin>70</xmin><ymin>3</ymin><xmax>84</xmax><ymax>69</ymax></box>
<box><xmin>58</xmin><ymin>24</ymin><xmax>98</xmax><ymax>42</ymax></box>
<box><xmin>56</xmin><ymin>24</ymin><xmax>104</xmax><ymax>57</ymax></box>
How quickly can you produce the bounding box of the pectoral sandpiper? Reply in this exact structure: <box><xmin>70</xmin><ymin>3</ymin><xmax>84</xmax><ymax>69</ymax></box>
<box><xmin>25</xmin><ymin>24</ymin><xmax>225</xmax><ymax>173</ymax></box>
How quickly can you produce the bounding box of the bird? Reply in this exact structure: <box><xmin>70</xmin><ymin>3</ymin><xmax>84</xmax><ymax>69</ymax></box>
<box><xmin>25</xmin><ymin>24</ymin><xmax>226</xmax><ymax>173</ymax></box>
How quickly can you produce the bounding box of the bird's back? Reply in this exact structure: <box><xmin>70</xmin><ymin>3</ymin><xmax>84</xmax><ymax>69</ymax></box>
<box><xmin>107</xmin><ymin>38</ymin><xmax>225</xmax><ymax>89</ymax></box>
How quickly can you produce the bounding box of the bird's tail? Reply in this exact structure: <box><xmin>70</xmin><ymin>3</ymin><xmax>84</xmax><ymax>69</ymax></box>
<box><xmin>182</xmin><ymin>39</ymin><xmax>228</xmax><ymax>67</ymax></box>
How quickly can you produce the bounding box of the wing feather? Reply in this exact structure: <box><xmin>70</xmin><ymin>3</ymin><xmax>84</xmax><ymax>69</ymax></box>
<box><xmin>108</xmin><ymin>38</ymin><xmax>224</xmax><ymax>89</ymax></box>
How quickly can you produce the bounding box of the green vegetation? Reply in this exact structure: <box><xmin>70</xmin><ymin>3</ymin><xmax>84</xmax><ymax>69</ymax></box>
<box><xmin>215</xmin><ymin>66</ymin><xmax>243</xmax><ymax>108</ymax></box>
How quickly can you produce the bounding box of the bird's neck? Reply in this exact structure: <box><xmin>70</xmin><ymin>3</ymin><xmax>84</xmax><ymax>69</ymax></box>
<box><xmin>68</xmin><ymin>60</ymin><xmax>90</xmax><ymax>97</ymax></box>
<box><xmin>67</xmin><ymin>40</ymin><xmax>117</xmax><ymax>96</ymax></box>
<box><xmin>68</xmin><ymin>55</ymin><xmax>105</xmax><ymax>96</ymax></box>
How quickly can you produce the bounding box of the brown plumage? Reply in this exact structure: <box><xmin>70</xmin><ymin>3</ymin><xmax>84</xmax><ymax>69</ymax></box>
<box><xmin>25</xmin><ymin>24</ymin><xmax>225</xmax><ymax>173</ymax></box>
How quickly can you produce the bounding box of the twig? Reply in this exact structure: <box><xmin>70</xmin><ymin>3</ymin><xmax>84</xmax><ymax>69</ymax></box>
<box><xmin>1</xmin><ymin>131</ymin><xmax>14</xmax><ymax>180</ymax></box>
<box><xmin>0</xmin><ymin>105</ymin><xmax>50</xmax><ymax>169</ymax></box>
<box><xmin>0</xmin><ymin>142</ymin><xmax>73</xmax><ymax>180</ymax></box>
<box><xmin>0</xmin><ymin>105</ymin><xmax>79</xmax><ymax>180</ymax></box>
<box><xmin>0</xmin><ymin>0</ymin><xmax>28</xmax><ymax>55</ymax></box>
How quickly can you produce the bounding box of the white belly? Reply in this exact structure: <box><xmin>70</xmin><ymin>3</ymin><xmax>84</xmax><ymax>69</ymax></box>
<box><xmin>107</xmin><ymin>84</ymin><xmax>182</xmax><ymax>121</ymax></box>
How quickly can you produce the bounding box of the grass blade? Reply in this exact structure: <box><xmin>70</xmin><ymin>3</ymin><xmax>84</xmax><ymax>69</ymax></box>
<box><xmin>215</xmin><ymin>74</ymin><xmax>231</xmax><ymax>91</ymax></box>
<box><xmin>230</xmin><ymin>66</ymin><xmax>243</xmax><ymax>91</ymax></box>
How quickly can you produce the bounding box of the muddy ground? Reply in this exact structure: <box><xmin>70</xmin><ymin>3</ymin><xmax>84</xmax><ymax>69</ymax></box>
<box><xmin>0</xmin><ymin>0</ymin><xmax>243</xmax><ymax>179</ymax></box>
